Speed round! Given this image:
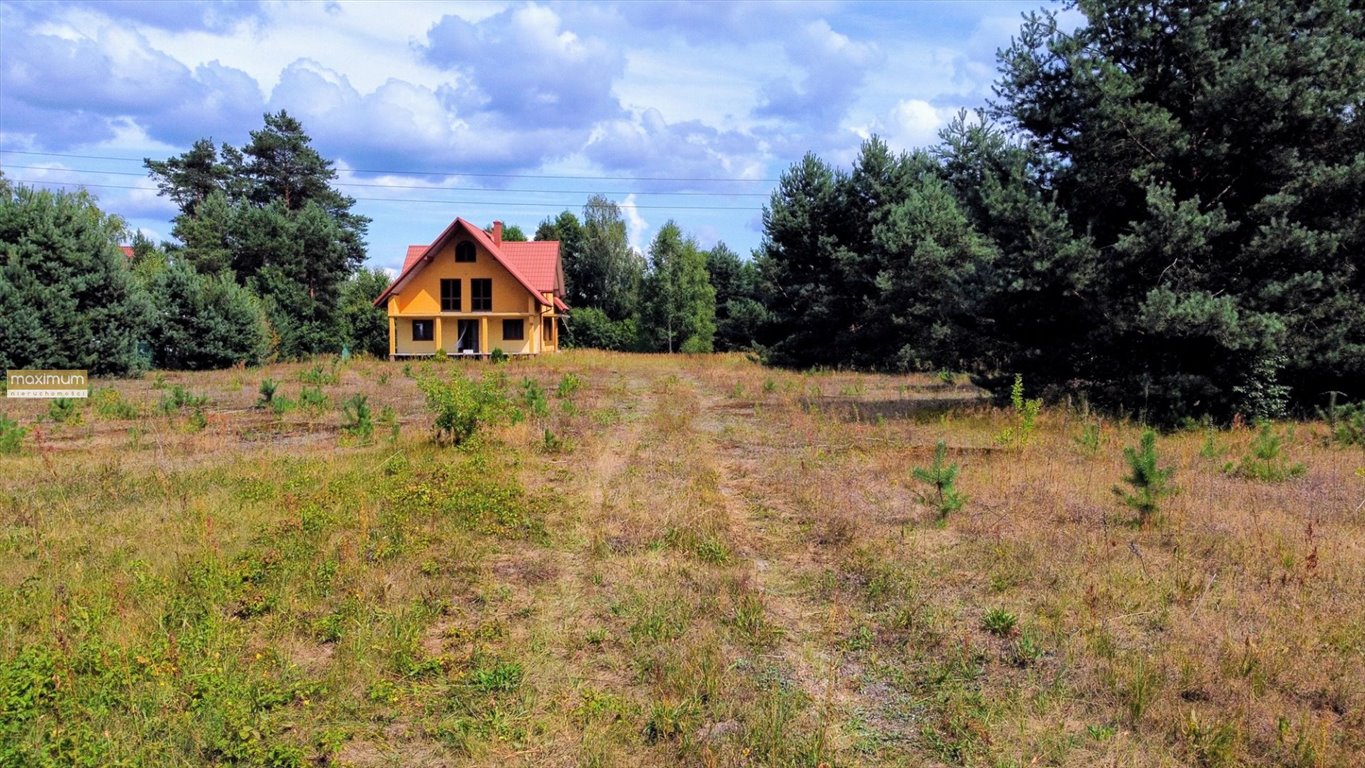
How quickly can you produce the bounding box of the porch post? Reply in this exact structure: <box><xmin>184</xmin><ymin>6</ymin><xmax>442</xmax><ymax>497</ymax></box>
<box><xmin>480</xmin><ymin>316</ymin><xmax>489</xmax><ymax>355</ymax></box>
<box><xmin>434</xmin><ymin>317</ymin><xmax>443</xmax><ymax>357</ymax></box>
<box><xmin>388</xmin><ymin>316</ymin><xmax>396</xmax><ymax>358</ymax></box>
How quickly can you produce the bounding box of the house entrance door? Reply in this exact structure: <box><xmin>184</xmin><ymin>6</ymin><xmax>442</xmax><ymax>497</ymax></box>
<box><xmin>456</xmin><ymin>319</ymin><xmax>480</xmax><ymax>353</ymax></box>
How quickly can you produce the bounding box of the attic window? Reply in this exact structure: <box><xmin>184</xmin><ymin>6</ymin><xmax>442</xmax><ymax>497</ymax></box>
<box><xmin>455</xmin><ymin>242</ymin><xmax>476</xmax><ymax>262</ymax></box>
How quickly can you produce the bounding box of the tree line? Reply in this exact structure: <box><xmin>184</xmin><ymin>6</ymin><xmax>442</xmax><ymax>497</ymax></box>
<box><xmin>3</xmin><ymin>0</ymin><xmax>1361</xmax><ymax>422</ymax></box>
<box><xmin>1</xmin><ymin>111</ymin><xmax>391</xmax><ymax>374</ymax></box>
<box><xmin>531</xmin><ymin>197</ymin><xmax>762</xmax><ymax>355</ymax></box>
<box><xmin>749</xmin><ymin>0</ymin><xmax>1364</xmax><ymax>422</ymax></box>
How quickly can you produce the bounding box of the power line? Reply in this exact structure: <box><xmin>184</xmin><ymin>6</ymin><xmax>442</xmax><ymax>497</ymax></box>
<box><xmin>0</xmin><ymin>148</ymin><xmax>781</xmax><ymax>184</ymax></box>
<box><xmin>5</xmin><ymin>177</ymin><xmax>766</xmax><ymax>212</ymax></box>
<box><xmin>0</xmin><ymin>162</ymin><xmax>773</xmax><ymax>198</ymax></box>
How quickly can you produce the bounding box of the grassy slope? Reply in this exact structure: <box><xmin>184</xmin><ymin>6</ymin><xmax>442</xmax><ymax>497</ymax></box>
<box><xmin>1</xmin><ymin>352</ymin><xmax>1362</xmax><ymax>767</ymax></box>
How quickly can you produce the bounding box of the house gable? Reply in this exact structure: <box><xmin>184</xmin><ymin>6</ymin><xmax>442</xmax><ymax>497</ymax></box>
<box><xmin>375</xmin><ymin>218</ymin><xmax>556</xmax><ymax>310</ymax></box>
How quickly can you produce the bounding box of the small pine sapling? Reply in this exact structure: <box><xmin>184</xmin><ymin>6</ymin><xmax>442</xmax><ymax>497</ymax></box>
<box><xmin>1115</xmin><ymin>428</ymin><xmax>1175</xmax><ymax>523</ymax></box>
<box><xmin>341</xmin><ymin>393</ymin><xmax>374</xmax><ymax>442</ymax></box>
<box><xmin>1224</xmin><ymin>421</ymin><xmax>1305</xmax><ymax>482</ymax></box>
<box><xmin>912</xmin><ymin>440</ymin><xmax>966</xmax><ymax>520</ymax></box>
<box><xmin>257</xmin><ymin>378</ymin><xmax>278</xmax><ymax>408</ymax></box>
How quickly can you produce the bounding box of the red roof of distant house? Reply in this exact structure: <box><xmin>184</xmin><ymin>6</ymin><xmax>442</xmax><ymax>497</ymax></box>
<box><xmin>119</xmin><ymin>245</ymin><xmax>134</xmax><ymax>259</ymax></box>
<box><xmin>375</xmin><ymin>218</ymin><xmax>566</xmax><ymax>310</ymax></box>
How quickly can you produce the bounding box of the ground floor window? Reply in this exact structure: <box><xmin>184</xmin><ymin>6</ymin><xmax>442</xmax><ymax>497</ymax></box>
<box><xmin>412</xmin><ymin>319</ymin><xmax>433</xmax><ymax>341</ymax></box>
<box><xmin>543</xmin><ymin>317</ymin><xmax>554</xmax><ymax>343</ymax></box>
<box><xmin>503</xmin><ymin>319</ymin><xmax>525</xmax><ymax>341</ymax></box>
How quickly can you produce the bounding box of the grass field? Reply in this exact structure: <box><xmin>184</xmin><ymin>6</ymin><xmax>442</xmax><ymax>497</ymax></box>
<box><xmin>1</xmin><ymin>352</ymin><xmax>1362</xmax><ymax>767</ymax></box>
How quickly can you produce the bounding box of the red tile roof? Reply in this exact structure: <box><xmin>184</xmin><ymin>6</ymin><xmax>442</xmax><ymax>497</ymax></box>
<box><xmin>119</xmin><ymin>245</ymin><xmax>134</xmax><ymax>259</ymax></box>
<box><xmin>501</xmin><ymin>241</ymin><xmax>563</xmax><ymax>294</ymax></box>
<box><xmin>375</xmin><ymin>218</ymin><xmax>566</xmax><ymax>311</ymax></box>
<box><xmin>402</xmin><ymin>244</ymin><xmax>426</xmax><ymax>272</ymax></box>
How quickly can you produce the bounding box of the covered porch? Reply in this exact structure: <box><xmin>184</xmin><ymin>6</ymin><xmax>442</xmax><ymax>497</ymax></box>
<box><xmin>388</xmin><ymin>313</ymin><xmax>559</xmax><ymax>359</ymax></box>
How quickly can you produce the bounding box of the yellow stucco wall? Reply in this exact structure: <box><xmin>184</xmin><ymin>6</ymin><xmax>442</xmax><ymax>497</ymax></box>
<box><xmin>387</xmin><ymin>233</ymin><xmax>557</xmax><ymax>356</ymax></box>
<box><xmin>393</xmin><ymin>238</ymin><xmax>536</xmax><ymax>317</ymax></box>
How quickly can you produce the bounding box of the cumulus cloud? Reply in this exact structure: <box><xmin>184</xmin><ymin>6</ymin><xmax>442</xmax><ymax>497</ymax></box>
<box><xmin>0</xmin><ymin>22</ymin><xmax>263</xmax><ymax>148</ymax></box>
<box><xmin>876</xmin><ymin>99</ymin><xmax>961</xmax><ymax>153</ymax></box>
<box><xmin>611</xmin><ymin>1</ymin><xmax>832</xmax><ymax>45</ymax></box>
<box><xmin>422</xmin><ymin>5</ymin><xmax>625</xmax><ymax>129</ymax></box>
<box><xmin>620</xmin><ymin>194</ymin><xmax>649</xmax><ymax>255</ymax></box>
<box><xmin>265</xmin><ymin>59</ymin><xmax>586</xmax><ymax>175</ymax></box>
<box><xmin>756</xmin><ymin>20</ymin><xmax>883</xmax><ymax>128</ymax></box>
<box><xmin>583</xmin><ymin>108</ymin><xmax>765</xmax><ymax>183</ymax></box>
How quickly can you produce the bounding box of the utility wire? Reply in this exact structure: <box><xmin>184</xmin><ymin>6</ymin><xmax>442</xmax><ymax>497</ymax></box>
<box><xmin>0</xmin><ymin>148</ymin><xmax>780</xmax><ymax>184</ymax></box>
<box><xmin>0</xmin><ymin>162</ymin><xmax>773</xmax><ymax>198</ymax></box>
<box><xmin>4</xmin><ymin>177</ymin><xmax>766</xmax><ymax>212</ymax></box>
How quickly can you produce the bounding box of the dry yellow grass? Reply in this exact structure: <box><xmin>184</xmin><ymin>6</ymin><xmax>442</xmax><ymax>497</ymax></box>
<box><xmin>1</xmin><ymin>352</ymin><xmax>1361</xmax><ymax>766</ymax></box>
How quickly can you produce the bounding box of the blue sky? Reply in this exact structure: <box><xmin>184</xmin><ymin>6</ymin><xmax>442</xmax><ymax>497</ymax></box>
<box><xmin>0</xmin><ymin>0</ymin><xmax>1067</xmax><ymax>276</ymax></box>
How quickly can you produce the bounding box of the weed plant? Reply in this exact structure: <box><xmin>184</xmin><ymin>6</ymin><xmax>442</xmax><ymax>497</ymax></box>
<box><xmin>420</xmin><ymin>372</ymin><xmax>521</xmax><ymax>446</ymax></box>
<box><xmin>91</xmin><ymin>387</ymin><xmax>138</xmax><ymax>419</ymax></box>
<box><xmin>996</xmin><ymin>375</ymin><xmax>1041</xmax><ymax>448</ymax></box>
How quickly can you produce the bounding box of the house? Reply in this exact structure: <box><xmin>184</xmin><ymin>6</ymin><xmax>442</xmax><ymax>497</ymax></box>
<box><xmin>374</xmin><ymin>219</ymin><xmax>566</xmax><ymax>358</ymax></box>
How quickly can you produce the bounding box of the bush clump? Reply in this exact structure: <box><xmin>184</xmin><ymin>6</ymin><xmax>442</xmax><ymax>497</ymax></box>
<box><xmin>419</xmin><ymin>372</ymin><xmax>521</xmax><ymax>446</ymax></box>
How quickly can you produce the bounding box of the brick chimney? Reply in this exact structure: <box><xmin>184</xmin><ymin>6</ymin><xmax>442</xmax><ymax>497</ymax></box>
<box><xmin>491</xmin><ymin>220</ymin><xmax>503</xmax><ymax>246</ymax></box>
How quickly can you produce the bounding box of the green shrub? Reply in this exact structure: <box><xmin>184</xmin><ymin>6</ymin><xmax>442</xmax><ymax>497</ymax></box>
<box><xmin>489</xmin><ymin>348</ymin><xmax>508</xmax><ymax>363</ymax></box>
<box><xmin>92</xmin><ymin>387</ymin><xmax>138</xmax><ymax>419</ymax></box>
<box><xmin>521</xmin><ymin>378</ymin><xmax>549</xmax><ymax>418</ymax></box>
<box><xmin>341</xmin><ymin>393</ymin><xmax>373</xmax><ymax>442</ymax></box>
<box><xmin>912</xmin><ymin>441</ymin><xmax>966</xmax><ymax>520</ymax></box>
<box><xmin>298</xmin><ymin>385</ymin><xmax>328</xmax><ymax>416</ymax></box>
<box><xmin>257</xmin><ymin>378</ymin><xmax>279</xmax><ymax>408</ymax></box>
<box><xmin>419</xmin><ymin>372</ymin><xmax>520</xmax><ymax>446</ymax></box>
<box><xmin>540</xmin><ymin>428</ymin><xmax>570</xmax><ymax>454</ymax></box>
<box><xmin>1074</xmin><ymin>422</ymin><xmax>1102</xmax><ymax>456</ymax></box>
<box><xmin>47</xmin><ymin>397</ymin><xmax>82</xmax><ymax>424</ymax></box>
<box><xmin>1224</xmin><ymin>421</ymin><xmax>1305</xmax><ymax>482</ymax></box>
<box><xmin>1323</xmin><ymin>400</ymin><xmax>1365</xmax><ymax>448</ymax></box>
<box><xmin>299</xmin><ymin>361</ymin><xmax>340</xmax><ymax>387</ymax></box>
<box><xmin>1114</xmin><ymin>428</ymin><xmax>1176</xmax><ymax>523</ymax></box>
<box><xmin>159</xmin><ymin>384</ymin><xmax>207</xmax><ymax>414</ymax></box>
<box><xmin>0</xmin><ymin>415</ymin><xmax>26</xmax><ymax>454</ymax></box>
<box><xmin>557</xmin><ymin>372</ymin><xmax>583</xmax><ymax>399</ymax></box>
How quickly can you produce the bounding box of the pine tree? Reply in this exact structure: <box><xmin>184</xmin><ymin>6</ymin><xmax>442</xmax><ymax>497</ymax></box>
<box><xmin>992</xmin><ymin>0</ymin><xmax>1365</xmax><ymax>419</ymax></box>
<box><xmin>145</xmin><ymin>112</ymin><xmax>371</xmax><ymax>359</ymax></box>
<box><xmin>0</xmin><ymin>180</ymin><xmax>151</xmax><ymax>375</ymax></box>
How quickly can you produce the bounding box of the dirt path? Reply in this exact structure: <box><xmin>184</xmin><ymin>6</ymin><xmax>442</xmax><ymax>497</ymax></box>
<box><xmin>680</xmin><ymin>369</ymin><xmax>865</xmax><ymax>754</ymax></box>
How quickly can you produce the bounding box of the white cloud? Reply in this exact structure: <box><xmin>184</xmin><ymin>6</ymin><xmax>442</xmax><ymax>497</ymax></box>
<box><xmin>857</xmin><ymin>99</ymin><xmax>974</xmax><ymax>154</ymax></box>
<box><xmin>620</xmin><ymin>193</ymin><xmax>649</xmax><ymax>255</ymax></box>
